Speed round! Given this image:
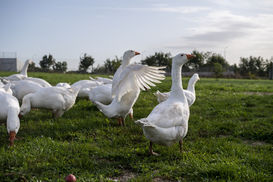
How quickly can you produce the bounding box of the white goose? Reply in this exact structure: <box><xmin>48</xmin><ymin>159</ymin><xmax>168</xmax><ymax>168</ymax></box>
<box><xmin>0</xmin><ymin>83</ymin><xmax>13</xmax><ymax>95</ymax></box>
<box><xmin>0</xmin><ymin>89</ymin><xmax>20</xmax><ymax>146</ymax></box>
<box><xmin>20</xmin><ymin>86</ymin><xmax>80</xmax><ymax>118</ymax></box>
<box><xmin>90</xmin><ymin>50</ymin><xmax>138</xmax><ymax>106</ymax></box>
<box><xmin>10</xmin><ymin>80</ymin><xmax>43</xmax><ymax>102</ymax></box>
<box><xmin>0</xmin><ymin>80</ymin><xmax>4</xmax><ymax>87</ymax></box>
<box><xmin>56</xmin><ymin>82</ymin><xmax>71</xmax><ymax>89</ymax></box>
<box><xmin>72</xmin><ymin>80</ymin><xmax>103</xmax><ymax>98</ymax></box>
<box><xmin>89</xmin><ymin>84</ymin><xmax>112</xmax><ymax>105</ymax></box>
<box><xmin>154</xmin><ymin>73</ymin><xmax>200</xmax><ymax>106</ymax></box>
<box><xmin>89</xmin><ymin>83</ymin><xmax>134</xmax><ymax>119</ymax></box>
<box><xmin>89</xmin><ymin>76</ymin><xmax>113</xmax><ymax>84</ymax></box>
<box><xmin>3</xmin><ymin>59</ymin><xmax>32</xmax><ymax>81</ymax></box>
<box><xmin>24</xmin><ymin>77</ymin><xmax>52</xmax><ymax>87</ymax></box>
<box><xmin>95</xmin><ymin>50</ymin><xmax>165</xmax><ymax>126</ymax></box>
<box><xmin>135</xmin><ymin>53</ymin><xmax>195</xmax><ymax>155</ymax></box>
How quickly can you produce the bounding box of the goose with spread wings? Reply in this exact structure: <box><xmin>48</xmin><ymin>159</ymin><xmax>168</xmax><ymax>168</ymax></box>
<box><xmin>95</xmin><ymin>51</ymin><xmax>166</xmax><ymax>126</ymax></box>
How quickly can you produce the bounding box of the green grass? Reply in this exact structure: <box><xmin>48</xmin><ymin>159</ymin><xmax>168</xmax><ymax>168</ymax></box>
<box><xmin>0</xmin><ymin>72</ymin><xmax>273</xmax><ymax>181</ymax></box>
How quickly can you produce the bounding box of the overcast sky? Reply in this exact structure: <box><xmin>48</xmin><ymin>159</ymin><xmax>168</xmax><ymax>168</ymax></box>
<box><xmin>1</xmin><ymin>0</ymin><xmax>273</xmax><ymax>70</ymax></box>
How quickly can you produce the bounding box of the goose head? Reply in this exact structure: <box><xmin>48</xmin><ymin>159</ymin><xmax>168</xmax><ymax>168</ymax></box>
<box><xmin>192</xmin><ymin>73</ymin><xmax>200</xmax><ymax>81</ymax></box>
<box><xmin>26</xmin><ymin>59</ymin><xmax>33</xmax><ymax>64</ymax></box>
<box><xmin>173</xmin><ymin>53</ymin><xmax>195</xmax><ymax>65</ymax></box>
<box><xmin>7</xmin><ymin>110</ymin><xmax>20</xmax><ymax>146</ymax></box>
<box><xmin>122</xmin><ymin>50</ymin><xmax>140</xmax><ymax>65</ymax></box>
<box><xmin>20</xmin><ymin>106</ymin><xmax>29</xmax><ymax>116</ymax></box>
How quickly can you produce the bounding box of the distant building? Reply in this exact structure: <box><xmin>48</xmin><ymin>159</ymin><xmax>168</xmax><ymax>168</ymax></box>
<box><xmin>0</xmin><ymin>52</ymin><xmax>22</xmax><ymax>72</ymax></box>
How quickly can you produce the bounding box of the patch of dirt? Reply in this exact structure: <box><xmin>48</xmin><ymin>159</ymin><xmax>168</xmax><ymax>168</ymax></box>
<box><xmin>109</xmin><ymin>171</ymin><xmax>173</xmax><ymax>182</ymax></box>
<box><xmin>243</xmin><ymin>92</ymin><xmax>273</xmax><ymax>96</ymax></box>
<box><xmin>153</xmin><ymin>177</ymin><xmax>174</xmax><ymax>182</ymax></box>
<box><xmin>110</xmin><ymin>170</ymin><xmax>136</xmax><ymax>182</ymax></box>
<box><xmin>243</xmin><ymin>140</ymin><xmax>267</xmax><ymax>146</ymax></box>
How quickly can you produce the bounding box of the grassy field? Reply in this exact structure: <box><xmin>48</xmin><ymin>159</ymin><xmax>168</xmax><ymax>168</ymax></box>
<box><xmin>0</xmin><ymin>72</ymin><xmax>272</xmax><ymax>181</ymax></box>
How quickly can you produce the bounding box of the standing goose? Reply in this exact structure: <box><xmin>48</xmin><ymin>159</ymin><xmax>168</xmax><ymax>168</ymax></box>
<box><xmin>95</xmin><ymin>50</ymin><xmax>166</xmax><ymax>126</ymax></box>
<box><xmin>20</xmin><ymin>86</ymin><xmax>80</xmax><ymax>118</ymax></box>
<box><xmin>3</xmin><ymin>59</ymin><xmax>32</xmax><ymax>81</ymax></box>
<box><xmin>154</xmin><ymin>73</ymin><xmax>200</xmax><ymax>106</ymax></box>
<box><xmin>135</xmin><ymin>53</ymin><xmax>194</xmax><ymax>155</ymax></box>
<box><xmin>0</xmin><ymin>89</ymin><xmax>20</xmax><ymax>146</ymax></box>
<box><xmin>91</xmin><ymin>50</ymin><xmax>140</xmax><ymax>119</ymax></box>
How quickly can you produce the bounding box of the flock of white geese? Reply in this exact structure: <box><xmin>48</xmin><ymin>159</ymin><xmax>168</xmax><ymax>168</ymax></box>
<box><xmin>0</xmin><ymin>50</ymin><xmax>199</xmax><ymax>155</ymax></box>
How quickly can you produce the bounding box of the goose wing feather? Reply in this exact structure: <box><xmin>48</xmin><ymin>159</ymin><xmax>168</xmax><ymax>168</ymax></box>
<box><xmin>114</xmin><ymin>64</ymin><xmax>165</xmax><ymax>102</ymax></box>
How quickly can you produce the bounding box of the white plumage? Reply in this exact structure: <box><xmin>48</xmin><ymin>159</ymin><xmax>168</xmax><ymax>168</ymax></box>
<box><xmin>10</xmin><ymin>80</ymin><xmax>43</xmax><ymax>102</ymax></box>
<box><xmin>154</xmin><ymin>73</ymin><xmax>200</xmax><ymax>106</ymax></box>
<box><xmin>135</xmin><ymin>53</ymin><xmax>195</xmax><ymax>155</ymax></box>
<box><xmin>72</xmin><ymin>80</ymin><xmax>103</xmax><ymax>98</ymax></box>
<box><xmin>95</xmin><ymin>50</ymin><xmax>165</xmax><ymax>126</ymax></box>
<box><xmin>0</xmin><ymin>88</ymin><xmax>20</xmax><ymax>146</ymax></box>
<box><xmin>3</xmin><ymin>59</ymin><xmax>32</xmax><ymax>81</ymax></box>
<box><xmin>20</xmin><ymin>86</ymin><xmax>80</xmax><ymax>118</ymax></box>
<box><xmin>24</xmin><ymin>77</ymin><xmax>52</xmax><ymax>87</ymax></box>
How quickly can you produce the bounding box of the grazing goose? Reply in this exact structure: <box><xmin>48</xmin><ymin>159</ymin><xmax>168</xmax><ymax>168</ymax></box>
<box><xmin>135</xmin><ymin>53</ymin><xmax>194</xmax><ymax>155</ymax></box>
<box><xmin>72</xmin><ymin>80</ymin><xmax>103</xmax><ymax>98</ymax></box>
<box><xmin>20</xmin><ymin>86</ymin><xmax>80</xmax><ymax>118</ymax></box>
<box><xmin>154</xmin><ymin>73</ymin><xmax>200</xmax><ymax>106</ymax></box>
<box><xmin>3</xmin><ymin>59</ymin><xmax>32</xmax><ymax>81</ymax></box>
<box><xmin>10</xmin><ymin>80</ymin><xmax>43</xmax><ymax>102</ymax></box>
<box><xmin>95</xmin><ymin>50</ymin><xmax>166</xmax><ymax>126</ymax></box>
<box><xmin>0</xmin><ymin>90</ymin><xmax>20</xmax><ymax>146</ymax></box>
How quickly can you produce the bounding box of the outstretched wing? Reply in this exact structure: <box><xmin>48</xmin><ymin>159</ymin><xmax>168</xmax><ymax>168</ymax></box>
<box><xmin>114</xmin><ymin>64</ymin><xmax>166</xmax><ymax>102</ymax></box>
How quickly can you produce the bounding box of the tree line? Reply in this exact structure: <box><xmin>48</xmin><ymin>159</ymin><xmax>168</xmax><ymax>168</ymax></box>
<box><xmin>28</xmin><ymin>51</ymin><xmax>273</xmax><ymax>79</ymax></box>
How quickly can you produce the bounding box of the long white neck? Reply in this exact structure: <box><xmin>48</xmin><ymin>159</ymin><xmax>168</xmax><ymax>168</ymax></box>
<box><xmin>20</xmin><ymin>61</ymin><xmax>30</xmax><ymax>76</ymax></box>
<box><xmin>7</xmin><ymin>107</ymin><xmax>20</xmax><ymax>133</ymax></box>
<box><xmin>187</xmin><ymin>78</ymin><xmax>197</xmax><ymax>95</ymax></box>
<box><xmin>121</xmin><ymin>56</ymin><xmax>131</xmax><ymax>68</ymax></box>
<box><xmin>170</xmin><ymin>62</ymin><xmax>185</xmax><ymax>100</ymax></box>
<box><xmin>21</xmin><ymin>94</ymin><xmax>32</xmax><ymax>114</ymax></box>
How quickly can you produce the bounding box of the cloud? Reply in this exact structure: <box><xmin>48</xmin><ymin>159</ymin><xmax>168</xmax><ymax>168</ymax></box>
<box><xmin>94</xmin><ymin>4</ymin><xmax>210</xmax><ymax>14</ymax></box>
<box><xmin>162</xmin><ymin>7</ymin><xmax>273</xmax><ymax>63</ymax></box>
<box><xmin>186</xmin><ymin>30</ymin><xmax>245</xmax><ymax>42</ymax></box>
<box><xmin>151</xmin><ymin>4</ymin><xmax>210</xmax><ymax>14</ymax></box>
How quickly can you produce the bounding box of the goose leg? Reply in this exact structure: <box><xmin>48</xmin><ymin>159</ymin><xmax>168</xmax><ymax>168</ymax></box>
<box><xmin>52</xmin><ymin>110</ymin><xmax>64</xmax><ymax>118</ymax></box>
<box><xmin>129</xmin><ymin>112</ymin><xmax>134</xmax><ymax>120</ymax></box>
<box><xmin>117</xmin><ymin>117</ymin><xmax>122</xmax><ymax>126</ymax></box>
<box><xmin>179</xmin><ymin>139</ymin><xmax>183</xmax><ymax>153</ymax></box>
<box><xmin>121</xmin><ymin>117</ymin><xmax>125</xmax><ymax>127</ymax></box>
<box><xmin>149</xmin><ymin>142</ymin><xmax>159</xmax><ymax>156</ymax></box>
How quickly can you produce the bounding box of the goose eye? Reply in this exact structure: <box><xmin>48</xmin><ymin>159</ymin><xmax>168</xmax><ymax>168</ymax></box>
<box><xmin>181</xmin><ymin>54</ymin><xmax>184</xmax><ymax>56</ymax></box>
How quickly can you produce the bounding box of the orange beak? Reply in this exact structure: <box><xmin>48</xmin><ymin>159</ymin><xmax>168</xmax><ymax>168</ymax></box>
<box><xmin>9</xmin><ymin>131</ymin><xmax>16</xmax><ymax>146</ymax></box>
<box><xmin>186</xmin><ymin>54</ymin><xmax>195</xmax><ymax>60</ymax></box>
<box><xmin>134</xmin><ymin>51</ymin><xmax>140</xmax><ymax>55</ymax></box>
